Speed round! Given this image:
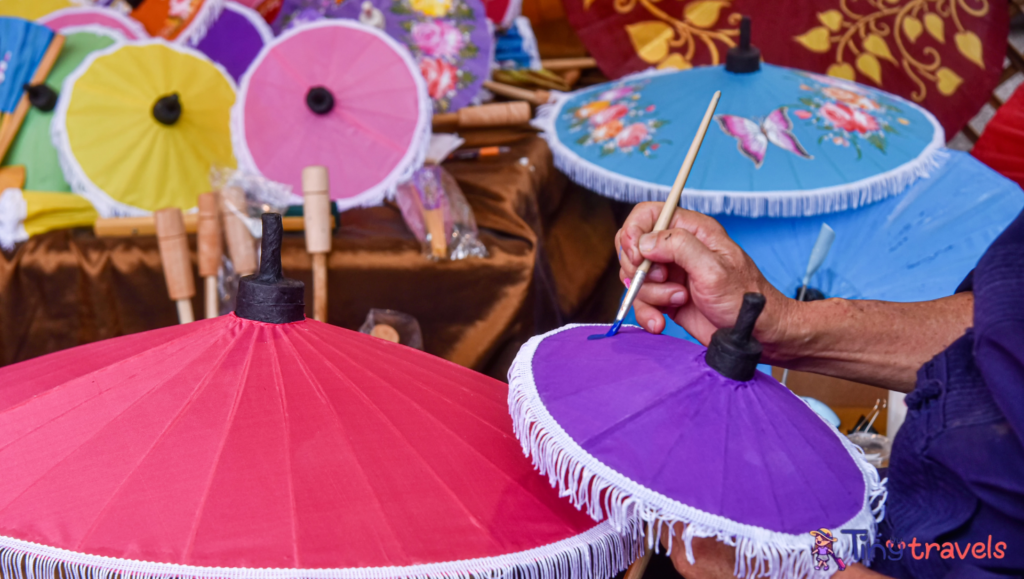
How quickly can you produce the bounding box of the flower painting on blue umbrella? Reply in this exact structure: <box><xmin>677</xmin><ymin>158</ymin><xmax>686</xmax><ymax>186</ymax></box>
<box><xmin>561</xmin><ymin>80</ymin><xmax>671</xmax><ymax>158</ymax></box>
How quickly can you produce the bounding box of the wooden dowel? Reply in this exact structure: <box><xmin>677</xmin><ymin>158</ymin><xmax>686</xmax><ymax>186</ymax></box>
<box><xmin>432</xmin><ymin>101</ymin><xmax>532</xmax><ymax>129</ymax></box>
<box><xmin>220</xmin><ymin>186</ymin><xmax>258</xmax><ymax>276</ymax></box>
<box><xmin>197</xmin><ymin>192</ymin><xmax>222</xmax><ymax>319</ymax></box>
<box><xmin>541</xmin><ymin>57</ymin><xmax>598</xmax><ymax>71</ymax></box>
<box><xmin>154</xmin><ymin>207</ymin><xmax>195</xmax><ymax>325</ymax></box>
<box><xmin>204</xmin><ymin>276</ymin><xmax>218</xmax><ymax>320</ymax></box>
<box><xmin>93</xmin><ymin>214</ymin><xmax>330</xmax><ymax>237</ymax></box>
<box><xmin>0</xmin><ymin>35</ymin><xmax>65</xmax><ymax>161</ymax></box>
<box><xmin>482</xmin><ymin>81</ymin><xmax>550</xmax><ymax>106</ymax></box>
<box><xmin>303</xmin><ymin>166</ymin><xmax>332</xmax><ymax>323</ymax></box>
<box><xmin>0</xmin><ymin>165</ymin><xmax>26</xmax><ymax>190</ymax></box>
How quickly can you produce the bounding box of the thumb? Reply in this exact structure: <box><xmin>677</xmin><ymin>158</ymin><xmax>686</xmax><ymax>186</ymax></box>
<box><xmin>638</xmin><ymin>229</ymin><xmax>719</xmax><ymax>274</ymax></box>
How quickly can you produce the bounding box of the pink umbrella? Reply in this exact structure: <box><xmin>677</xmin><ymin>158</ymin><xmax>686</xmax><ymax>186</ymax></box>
<box><xmin>233</xmin><ymin>19</ymin><xmax>431</xmax><ymax>211</ymax></box>
<box><xmin>38</xmin><ymin>7</ymin><xmax>148</xmax><ymax>40</ymax></box>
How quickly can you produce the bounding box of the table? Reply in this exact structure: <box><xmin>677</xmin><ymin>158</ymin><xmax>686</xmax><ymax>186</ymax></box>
<box><xmin>0</xmin><ymin>136</ymin><xmax>619</xmax><ymax>379</ymax></box>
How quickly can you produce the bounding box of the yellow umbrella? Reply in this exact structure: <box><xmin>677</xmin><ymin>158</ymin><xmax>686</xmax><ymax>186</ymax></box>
<box><xmin>52</xmin><ymin>40</ymin><xmax>236</xmax><ymax>217</ymax></box>
<box><xmin>0</xmin><ymin>0</ymin><xmax>75</xmax><ymax>20</ymax></box>
<box><xmin>0</xmin><ymin>188</ymin><xmax>97</xmax><ymax>250</ymax></box>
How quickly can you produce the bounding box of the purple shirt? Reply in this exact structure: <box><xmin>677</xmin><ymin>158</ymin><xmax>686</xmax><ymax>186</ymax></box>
<box><xmin>874</xmin><ymin>209</ymin><xmax>1024</xmax><ymax>577</ymax></box>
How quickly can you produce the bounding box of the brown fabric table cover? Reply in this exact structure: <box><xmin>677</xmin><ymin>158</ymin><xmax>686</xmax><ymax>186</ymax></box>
<box><xmin>0</xmin><ymin>137</ymin><xmax>617</xmax><ymax>378</ymax></box>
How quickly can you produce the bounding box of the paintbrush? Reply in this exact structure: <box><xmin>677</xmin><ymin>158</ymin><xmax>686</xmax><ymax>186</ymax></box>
<box><xmin>589</xmin><ymin>90</ymin><xmax>722</xmax><ymax>340</ymax></box>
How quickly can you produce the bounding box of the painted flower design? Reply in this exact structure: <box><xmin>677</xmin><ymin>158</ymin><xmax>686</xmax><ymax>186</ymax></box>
<box><xmin>822</xmin><ymin>87</ymin><xmax>880</xmax><ymax>111</ymax></box>
<box><xmin>589</xmin><ymin>104</ymin><xmax>629</xmax><ymax>127</ymax></box>
<box><xmin>410</xmin><ymin>0</ymin><xmax>452</xmax><ymax>16</ymax></box>
<box><xmin>819</xmin><ymin>103</ymin><xmax>879</xmax><ymax>134</ymax></box>
<box><xmin>421</xmin><ymin>57</ymin><xmax>459</xmax><ymax>100</ymax></box>
<box><xmin>616</xmin><ymin>123</ymin><xmax>649</xmax><ymax>148</ymax></box>
<box><xmin>411</xmin><ymin>20</ymin><xmax>464</xmax><ymax>58</ymax></box>
<box><xmin>564</xmin><ymin>81</ymin><xmax>667</xmax><ymax>157</ymax></box>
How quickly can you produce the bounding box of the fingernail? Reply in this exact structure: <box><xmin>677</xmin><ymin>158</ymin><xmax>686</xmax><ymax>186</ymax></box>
<box><xmin>646</xmin><ymin>318</ymin><xmax>658</xmax><ymax>332</ymax></box>
<box><xmin>639</xmin><ymin>234</ymin><xmax>655</xmax><ymax>253</ymax></box>
<box><xmin>670</xmin><ymin>291</ymin><xmax>687</xmax><ymax>305</ymax></box>
<box><xmin>623</xmin><ymin>277</ymin><xmax>631</xmax><ymax>289</ymax></box>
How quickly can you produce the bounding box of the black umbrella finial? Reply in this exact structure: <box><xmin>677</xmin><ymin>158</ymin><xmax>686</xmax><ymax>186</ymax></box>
<box><xmin>235</xmin><ymin>213</ymin><xmax>306</xmax><ymax>324</ymax></box>
<box><xmin>705</xmin><ymin>292</ymin><xmax>766</xmax><ymax>381</ymax></box>
<box><xmin>306</xmin><ymin>86</ymin><xmax>335</xmax><ymax>115</ymax></box>
<box><xmin>153</xmin><ymin>93</ymin><xmax>182</xmax><ymax>125</ymax></box>
<box><xmin>725</xmin><ymin>16</ymin><xmax>761</xmax><ymax>73</ymax></box>
<box><xmin>25</xmin><ymin>83</ymin><xmax>58</xmax><ymax>112</ymax></box>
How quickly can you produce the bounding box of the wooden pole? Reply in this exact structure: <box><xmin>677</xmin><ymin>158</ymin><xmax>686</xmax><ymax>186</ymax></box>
<box><xmin>432</xmin><ymin>101</ymin><xmax>532</xmax><ymax>130</ymax></box>
<box><xmin>302</xmin><ymin>166</ymin><xmax>332</xmax><ymax>323</ymax></box>
<box><xmin>154</xmin><ymin>207</ymin><xmax>195</xmax><ymax>324</ymax></box>
<box><xmin>197</xmin><ymin>192</ymin><xmax>223</xmax><ymax>319</ymax></box>
<box><xmin>482</xmin><ymin>81</ymin><xmax>550</xmax><ymax>106</ymax></box>
<box><xmin>220</xmin><ymin>186</ymin><xmax>258</xmax><ymax>276</ymax></box>
<box><xmin>0</xmin><ymin>35</ymin><xmax>65</xmax><ymax>162</ymax></box>
<box><xmin>541</xmin><ymin>57</ymin><xmax>598</xmax><ymax>71</ymax></box>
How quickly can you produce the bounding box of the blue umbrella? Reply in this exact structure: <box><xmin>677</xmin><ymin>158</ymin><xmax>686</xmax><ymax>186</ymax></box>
<box><xmin>624</xmin><ymin>150</ymin><xmax>1023</xmax><ymax>338</ymax></box>
<box><xmin>536</xmin><ymin>61</ymin><xmax>944</xmax><ymax>218</ymax></box>
<box><xmin>0</xmin><ymin>17</ymin><xmax>54</xmax><ymax>114</ymax></box>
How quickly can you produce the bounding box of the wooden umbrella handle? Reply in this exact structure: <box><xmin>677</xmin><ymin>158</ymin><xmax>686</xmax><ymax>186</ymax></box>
<box><xmin>154</xmin><ymin>207</ymin><xmax>195</xmax><ymax>324</ymax></box>
<box><xmin>303</xmin><ymin>166</ymin><xmax>332</xmax><ymax>323</ymax></box>
<box><xmin>482</xmin><ymin>81</ymin><xmax>550</xmax><ymax>106</ymax></box>
<box><xmin>220</xmin><ymin>186</ymin><xmax>258</xmax><ymax>276</ymax></box>
<box><xmin>197</xmin><ymin>192</ymin><xmax>223</xmax><ymax>319</ymax></box>
<box><xmin>433</xmin><ymin>101</ymin><xmax>532</xmax><ymax>129</ymax></box>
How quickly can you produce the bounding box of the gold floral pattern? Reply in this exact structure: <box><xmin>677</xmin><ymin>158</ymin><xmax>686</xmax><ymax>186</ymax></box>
<box><xmin>606</xmin><ymin>0</ymin><xmax>741</xmax><ymax>69</ymax></box>
<box><xmin>793</xmin><ymin>0</ymin><xmax>990</xmax><ymax>100</ymax></box>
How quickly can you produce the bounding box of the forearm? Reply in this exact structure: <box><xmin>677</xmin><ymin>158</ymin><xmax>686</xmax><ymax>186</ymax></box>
<box><xmin>763</xmin><ymin>292</ymin><xmax>974</xmax><ymax>392</ymax></box>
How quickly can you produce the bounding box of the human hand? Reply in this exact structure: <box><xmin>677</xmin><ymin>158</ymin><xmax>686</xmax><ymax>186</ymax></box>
<box><xmin>615</xmin><ymin>203</ymin><xmax>793</xmax><ymax>357</ymax></box>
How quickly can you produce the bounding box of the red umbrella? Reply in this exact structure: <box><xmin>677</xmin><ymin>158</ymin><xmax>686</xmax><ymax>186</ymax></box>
<box><xmin>972</xmin><ymin>83</ymin><xmax>1024</xmax><ymax>188</ymax></box>
<box><xmin>0</xmin><ymin>214</ymin><xmax>640</xmax><ymax>579</ymax></box>
<box><xmin>561</xmin><ymin>0</ymin><xmax>1009</xmax><ymax>136</ymax></box>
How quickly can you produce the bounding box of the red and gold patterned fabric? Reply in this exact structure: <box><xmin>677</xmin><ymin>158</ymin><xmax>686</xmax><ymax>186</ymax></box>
<box><xmin>973</xmin><ymin>83</ymin><xmax>1024</xmax><ymax>187</ymax></box>
<box><xmin>562</xmin><ymin>0</ymin><xmax>1009</xmax><ymax>135</ymax></box>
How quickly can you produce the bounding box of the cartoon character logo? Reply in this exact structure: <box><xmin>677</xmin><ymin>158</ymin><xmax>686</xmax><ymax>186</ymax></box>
<box><xmin>810</xmin><ymin>528</ymin><xmax>847</xmax><ymax>571</ymax></box>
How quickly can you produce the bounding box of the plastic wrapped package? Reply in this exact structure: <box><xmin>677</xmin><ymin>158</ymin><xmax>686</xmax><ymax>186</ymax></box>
<box><xmin>358</xmin><ymin>309</ymin><xmax>424</xmax><ymax>350</ymax></box>
<box><xmin>396</xmin><ymin>166</ymin><xmax>488</xmax><ymax>261</ymax></box>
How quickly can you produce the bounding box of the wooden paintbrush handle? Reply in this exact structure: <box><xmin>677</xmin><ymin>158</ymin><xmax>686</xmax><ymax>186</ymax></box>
<box><xmin>652</xmin><ymin>90</ymin><xmax>720</xmax><ymax>232</ymax></box>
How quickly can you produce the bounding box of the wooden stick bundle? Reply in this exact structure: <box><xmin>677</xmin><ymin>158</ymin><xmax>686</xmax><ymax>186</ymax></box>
<box><xmin>302</xmin><ymin>166</ymin><xmax>332</xmax><ymax>323</ymax></box>
<box><xmin>154</xmin><ymin>207</ymin><xmax>195</xmax><ymax>324</ymax></box>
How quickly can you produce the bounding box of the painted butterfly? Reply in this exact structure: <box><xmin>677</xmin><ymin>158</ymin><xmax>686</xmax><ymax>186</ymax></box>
<box><xmin>715</xmin><ymin>107</ymin><xmax>812</xmax><ymax>169</ymax></box>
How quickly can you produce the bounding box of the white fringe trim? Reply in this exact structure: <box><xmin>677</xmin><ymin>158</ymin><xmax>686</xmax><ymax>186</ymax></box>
<box><xmin>50</xmin><ymin>38</ymin><xmax>237</xmax><ymax>218</ymax></box>
<box><xmin>507</xmin><ymin>324</ymin><xmax>888</xmax><ymax>579</ymax></box>
<box><xmin>0</xmin><ymin>188</ymin><xmax>28</xmax><ymax>251</ymax></box>
<box><xmin>37</xmin><ymin>7</ymin><xmax>150</xmax><ymax>40</ymax></box>
<box><xmin>0</xmin><ymin>519</ymin><xmax>642</xmax><ymax>579</ymax></box>
<box><xmin>533</xmin><ymin>68</ymin><xmax>948</xmax><ymax>217</ymax></box>
<box><xmin>175</xmin><ymin>0</ymin><xmax>226</xmax><ymax>46</ymax></box>
<box><xmin>231</xmin><ymin>20</ymin><xmax>432</xmax><ymax>214</ymax></box>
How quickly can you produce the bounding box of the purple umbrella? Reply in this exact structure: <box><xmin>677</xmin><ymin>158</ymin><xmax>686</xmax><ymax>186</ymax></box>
<box><xmin>508</xmin><ymin>295</ymin><xmax>884</xmax><ymax>579</ymax></box>
<box><xmin>273</xmin><ymin>0</ymin><xmax>491</xmax><ymax>113</ymax></box>
<box><xmin>192</xmin><ymin>1</ymin><xmax>273</xmax><ymax>81</ymax></box>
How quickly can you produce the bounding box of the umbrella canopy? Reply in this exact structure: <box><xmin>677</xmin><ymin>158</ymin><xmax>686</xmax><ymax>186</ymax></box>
<box><xmin>537</xmin><ymin>63</ymin><xmax>944</xmax><ymax>217</ymax></box>
<box><xmin>233</xmin><ymin>20</ymin><xmax>431</xmax><ymax>211</ymax></box>
<box><xmin>972</xmin><ymin>83</ymin><xmax>1024</xmax><ymax>189</ymax></box>
<box><xmin>0</xmin><ymin>17</ymin><xmax>54</xmax><ymax>115</ymax></box>
<box><xmin>0</xmin><ymin>0</ymin><xmax>75</xmax><ymax>20</ymax></box>
<box><xmin>192</xmin><ymin>1</ymin><xmax>273</xmax><ymax>82</ymax></box>
<box><xmin>274</xmin><ymin>0</ymin><xmax>491</xmax><ymax>113</ymax></box>
<box><xmin>38</xmin><ymin>6</ymin><xmax>148</xmax><ymax>39</ymax></box>
<box><xmin>51</xmin><ymin>40</ymin><xmax>236</xmax><ymax>216</ymax></box>
<box><xmin>127</xmin><ymin>0</ymin><xmax>224</xmax><ymax>44</ymax></box>
<box><xmin>560</xmin><ymin>0</ymin><xmax>1008</xmax><ymax>138</ymax></box>
<box><xmin>3</xmin><ymin>29</ymin><xmax>120</xmax><ymax>192</ymax></box>
<box><xmin>626</xmin><ymin>150</ymin><xmax>1024</xmax><ymax>339</ymax></box>
<box><xmin>0</xmin><ymin>188</ymin><xmax>97</xmax><ymax>250</ymax></box>
<box><xmin>0</xmin><ymin>214</ymin><xmax>641</xmax><ymax>579</ymax></box>
<box><xmin>508</xmin><ymin>322</ymin><xmax>884</xmax><ymax>579</ymax></box>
